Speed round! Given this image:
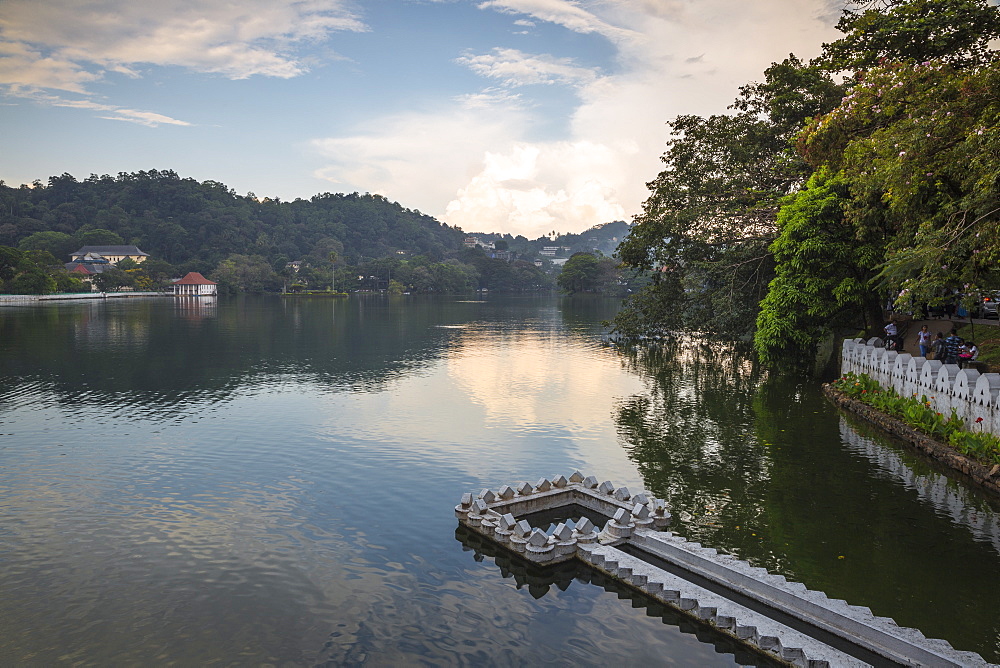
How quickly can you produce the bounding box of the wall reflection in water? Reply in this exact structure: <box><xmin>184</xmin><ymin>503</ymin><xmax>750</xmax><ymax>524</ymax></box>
<box><xmin>611</xmin><ymin>339</ymin><xmax>1000</xmax><ymax>662</ymax></box>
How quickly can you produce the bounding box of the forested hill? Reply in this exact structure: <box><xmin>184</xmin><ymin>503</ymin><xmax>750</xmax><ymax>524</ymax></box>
<box><xmin>0</xmin><ymin>170</ymin><xmax>466</xmax><ymax>269</ymax></box>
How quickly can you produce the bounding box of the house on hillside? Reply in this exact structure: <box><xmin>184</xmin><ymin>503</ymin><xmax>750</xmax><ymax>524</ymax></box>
<box><xmin>172</xmin><ymin>272</ymin><xmax>217</xmax><ymax>296</ymax></box>
<box><xmin>69</xmin><ymin>245</ymin><xmax>149</xmax><ymax>264</ymax></box>
<box><xmin>64</xmin><ymin>260</ymin><xmax>109</xmax><ymax>290</ymax></box>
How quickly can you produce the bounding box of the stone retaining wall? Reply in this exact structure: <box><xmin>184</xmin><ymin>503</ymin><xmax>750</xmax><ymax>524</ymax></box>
<box><xmin>0</xmin><ymin>291</ymin><xmax>169</xmax><ymax>304</ymax></box>
<box><xmin>840</xmin><ymin>337</ymin><xmax>1000</xmax><ymax>437</ymax></box>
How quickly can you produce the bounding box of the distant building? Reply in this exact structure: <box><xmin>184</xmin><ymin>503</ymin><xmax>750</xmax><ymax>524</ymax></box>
<box><xmin>64</xmin><ymin>261</ymin><xmax>108</xmax><ymax>290</ymax></box>
<box><xmin>540</xmin><ymin>246</ymin><xmax>559</xmax><ymax>257</ymax></box>
<box><xmin>464</xmin><ymin>236</ymin><xmax>496</xmax><ymax>250</ymax></box>
<box><xmin>69</xmin><ymin>245</ymin><xmax>149</xmax><ymax>264</ymax></box>
<box><xmin>285</xmin><ymin>260</ymin><xmax>304</xmax><ymax>273</ymax></box>
<box><xmin>172</xmin><ymin>272</ymin><xmax>218</xmax><ymax>296</ymax></box>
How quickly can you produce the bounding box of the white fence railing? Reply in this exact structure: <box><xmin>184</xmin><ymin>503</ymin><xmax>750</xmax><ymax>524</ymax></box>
<box><xmin>841</xmin><ymin>338</ymin><xmax>1000</xmax><ymax>437</ymax></box>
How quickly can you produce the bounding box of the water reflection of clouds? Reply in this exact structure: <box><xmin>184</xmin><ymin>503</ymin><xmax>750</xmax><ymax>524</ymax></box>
<box><xmin>306</xmin><ymin>324</ymin><xmax>650</xmax><ymax>486</ymax></box>
<box><xmin>1</xmin><ymin>298</ymin><xmax>764</xmax><ymax>664</ymax></box>
<box><xmin>448</xmin><ymin>327</ymin><xmax>642</xmax><ymax>431</ymax></box>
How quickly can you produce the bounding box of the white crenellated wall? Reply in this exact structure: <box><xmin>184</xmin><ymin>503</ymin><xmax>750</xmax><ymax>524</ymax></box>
<box><xmin>841</xmin><ymin>338</ymin><xmax>1000</xmax><ymax>437</ymax></box>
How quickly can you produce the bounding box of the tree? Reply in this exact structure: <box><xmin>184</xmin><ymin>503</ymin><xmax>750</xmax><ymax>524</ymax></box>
<box><xmin>18</xmin><ymin>231</ymin><xmax>76</xmax><ymax>259</ymax></box>
<box><xmin>9</xmin><ymin>269</ymin><xmax>56</xmax><ymax>295</ymax></box>
<box><xmin>210</xmin><ymin>254</ymin><xmax>282</xmax><ymax>293</ymax></box>
<box><xmin>612</xmin><ymin>56</ymin><xmax>844</xmax><ymax>340</ymax></box>
<box><xmin>820</xmin><ymin>0</ymin><xmax>1000</xmax><ymax>72</ymax></box>
<box><xmin>91</xmin><ymin>267</ymin><xmax>129</xmax><ymax>292</ymax></box>
<box><xmin>139</xmin><ymin>258</ymin><xmax>177</xmax><ymax>289</ymax></box>
<box><xmin>799</xmin><ymin>58</ymin><xmax>1000</xmax><ymax>312</ymax></box>
<box><xmin>0</xmin><ymin>247</ymin><xmax>60</xmax><ymax>294</ymax></box>
<box><xmin>0</xmin><ymin>246</ymin><xmax>24</xmax><ymax>283</ymax></box>
<box><xmin>76</xmin><ymin>228</ymin><xmax>125</xmax><ymax>247</ymax></box>
<box><xmin>116</xmin><ymin>257</ymin><xmax>139</xmax><ymax>272</ymax></box>
<box><xmin>754</xmin><ymin>168</ymin><xmax>882</xmax><ymax>368</ymax></box>
<box><xmin>558</xmin><ymin>253</ymin><xmax>620</xmax><ymax>294</ymax></box>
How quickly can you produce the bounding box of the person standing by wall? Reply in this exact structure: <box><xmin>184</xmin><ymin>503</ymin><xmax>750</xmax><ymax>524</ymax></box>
<box><xmin>944</xmin><ymin>328</ymin><xmax>964</xmax><ymax>364</ymax></box>
<box><xmin>932</xmin><ymin>332</ymin><xmax>946</xmax><ymax>360</ymax></box>
<box><xmin>884</xmin><ymin>319</ymin><xmax>898</xmax><ymax>350</ymax></box>
<box><xmin>917</xmin><ymin>325</ymin><xmax>931</xmax><ymax>358</ymax></box>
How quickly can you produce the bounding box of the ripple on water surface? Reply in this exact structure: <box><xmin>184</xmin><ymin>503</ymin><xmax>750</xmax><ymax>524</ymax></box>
<box><xmin>2</xmin><ymin>296</ymin><xmax>1000</xmax><ymax>664</ymax></box>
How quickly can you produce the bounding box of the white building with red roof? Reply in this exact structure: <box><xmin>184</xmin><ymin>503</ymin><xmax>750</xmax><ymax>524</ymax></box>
<box><xmin>172</xmin><ymin>272</ymin><xmax>217</xmax><ymax>296</ymax></box>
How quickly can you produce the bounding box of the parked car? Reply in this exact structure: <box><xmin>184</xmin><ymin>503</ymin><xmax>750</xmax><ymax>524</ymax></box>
<box><xmin>977</xmin><ymin>292</ymin><xmax>1000</xmax><ymax>319</ymax></box>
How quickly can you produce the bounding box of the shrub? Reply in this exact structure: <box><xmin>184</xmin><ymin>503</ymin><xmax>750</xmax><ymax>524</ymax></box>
<box><xmin>831</xmin><ymin>373</ymin><xmax>1000</xmax><ymax>464</ymax></box>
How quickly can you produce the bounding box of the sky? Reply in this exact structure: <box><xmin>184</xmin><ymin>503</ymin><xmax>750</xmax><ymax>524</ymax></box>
<box><xmin>0</xmin><ymin>0</ymin><xmax>844</xmax><ymax>239</ymax></box>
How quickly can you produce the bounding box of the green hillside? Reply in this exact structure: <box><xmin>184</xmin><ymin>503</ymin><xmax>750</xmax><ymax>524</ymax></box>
<box><xmin>0</xmin><ymin>170</ymin><xmax>465</xmax><ymax>268</ymax></box>
<box><xmin>0</xmin><ymin>170</ymin><xmax>570</xmax><ymax>294</ymax></box>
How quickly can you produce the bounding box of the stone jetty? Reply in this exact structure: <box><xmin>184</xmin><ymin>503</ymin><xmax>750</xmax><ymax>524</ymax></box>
<box><xmin>457</xmin><ymin>472</ymin><xmax>991</xmax><ymax>667</ymax></box>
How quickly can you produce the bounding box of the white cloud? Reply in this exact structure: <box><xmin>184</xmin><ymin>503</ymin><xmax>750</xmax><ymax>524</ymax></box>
<box><xmin>0</xmin><ymin>42</ymin><xmax>99</xmax><ymax>94</ymax></box>
<box><xmin>3</xmin><ymin>85</ymin><xmax>191</xmax><ymax>127</ymax></box>
<box><xmin>0</xmin><ymin>0</ymin><xmax>365</xmax><ymax>107</ymax></box>
<box><xmin>456</xmin><ymin>47</ymin><xmax>599</xmax><ymax>88</ymax></box>
<box><xmin>456</xmin><ymin>87</ymin><xmax>524</xmax><ymax>109</ymax></box>
<box><xmin>309</xmin><ymin>0</ymin><xmax>843</xmax><ymax>238</ymax></box>
<box><xmin>478</xmin><ymin>0</ymin><xmax>638</xmax><ymax>42</ymax></box>
<box><xmin>100</xmin><ymin>109</ymin><xmax>193</xmax><ymax>127</ymax></box>
<box><xmin>445</xmin><ymin>141</ymin><xmax>631</xmax><ymax>237</ymax></box>
<box><xmin>311</xmin><ymin>98</ymin><xmax>533</xmax><ymax>217</ymax></box>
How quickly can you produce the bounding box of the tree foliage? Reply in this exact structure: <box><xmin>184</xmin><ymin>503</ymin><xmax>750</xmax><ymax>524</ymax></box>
<box><xmin>616</xmin><ymin>0</ymin><xmax>1000</xmax><ymax>370</ymax></box>
<box><xmin>801</xmin><ymin>59</ymin><xmax>1000</xmax><ymax>311</ymax></box>
<box><xmin>820</xmin><ymin>0</ymin><xmax>1000</xmax><ymax>71</ymax></box>
<box><xmin>0</xmin><ymin>170</ymin><xmax>467</xmax><ymax>272</ymax></box>
<box><xmin>612</xmin><ymin>56</ymin><xmax>843</xmax><ymax>340</ymax></box>
<box><xmin>0</xmin><ymin>246</ymin><xmax>75</xmax><ymax>294</ymax></box>
<box><xmin>0</xmin><ymin>169</ymin><xmax>561</xmax><ymax>295</ymax></box>
<box><xmin>557</xmin><ymin>252</ymin><xmax>620</xmax><ymax>294</ymax></box>
<box><xmin>211</xmin><ymin>254</ymin><xmax>283</xmax><ymax>294</ymax></box>
<box><xmin>754</xmin><ymin>169</ymin><xmax>882</xmax><ymax>367</ymax></box>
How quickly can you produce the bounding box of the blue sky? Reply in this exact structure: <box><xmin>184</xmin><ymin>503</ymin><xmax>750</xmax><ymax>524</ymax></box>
<box><xmin>0</xmin><ymin>0</ymin><xmax>842</xmax><ymax>238</ymax></box>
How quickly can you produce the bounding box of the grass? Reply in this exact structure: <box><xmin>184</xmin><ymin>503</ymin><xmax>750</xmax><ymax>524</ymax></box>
<box><xmin>955</xmin><ymin>321</ymin><xmax>1000</xmax><ymax>369</ymax></box>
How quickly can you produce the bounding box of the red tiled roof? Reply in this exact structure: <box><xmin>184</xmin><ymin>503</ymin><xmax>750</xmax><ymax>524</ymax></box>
<box><xmin>174</xmin><ymin>271</ymin><xmax>217</xmax><ymax>285</ymax></box>
<box><xmin>69</xmin><ymin>263</ymin><xmax>93</xmax><ymax>274</ymax></box>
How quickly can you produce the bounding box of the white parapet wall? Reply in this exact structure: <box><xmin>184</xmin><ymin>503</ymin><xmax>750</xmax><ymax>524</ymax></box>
<box><xmin>841</xmin><ymin>338</ymin><xmax>1000</xmax><ymax>437</ymax></box>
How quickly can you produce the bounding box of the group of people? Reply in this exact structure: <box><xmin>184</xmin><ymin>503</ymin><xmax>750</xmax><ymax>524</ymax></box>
<box><xmin>913</xmin><ymin>324</ymin><xmax>978</xmax><ymax>365</ymax></box>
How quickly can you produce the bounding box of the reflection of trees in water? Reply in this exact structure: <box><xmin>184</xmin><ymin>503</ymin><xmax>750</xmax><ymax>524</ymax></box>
<box><xmin>612</xmin><ymin>339</ymin><xmax>780</xmax><ymax>565</ymax></box>
<box><xmin>0</xmin><ymin>296</ymin><xmax>461</xmax><ymax>413</ymax></box>
<box><xmin>838</xmin><ymin>415</ymin><xmax>1000</xmax><ymax>557</ymax></box>
<box><xmin>0</xmin><ymin>295</ymin><xmax>622</xmax><ymax>417</ymax></box>
<box><xmin>613</xmin><ymin>340</ymin><xmax>1000</xmax><ymax>663</ymax></box>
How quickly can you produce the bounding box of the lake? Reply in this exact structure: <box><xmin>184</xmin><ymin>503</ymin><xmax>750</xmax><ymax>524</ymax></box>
<box><xmin>1</xmin><ymin>295</ymin><xmax>999</xmax><ymax>666</ymax></box>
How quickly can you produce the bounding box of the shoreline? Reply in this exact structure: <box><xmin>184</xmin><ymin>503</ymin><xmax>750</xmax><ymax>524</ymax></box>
<box><xmin>0</xmin><ymin>291</ymin><xmax>176</xmax><ymax>305</ymax></box>
<box><xmin>823</xmin><ymin>383</ymin><xmax>1000</xmax><ymax>497</ymax></box>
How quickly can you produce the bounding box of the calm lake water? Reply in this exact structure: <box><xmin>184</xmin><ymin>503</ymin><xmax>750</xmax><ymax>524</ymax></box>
<box><xmin>1</xmin><ymin>295</ymin><xmax>999</xmax><ymax>666</ymax></box>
